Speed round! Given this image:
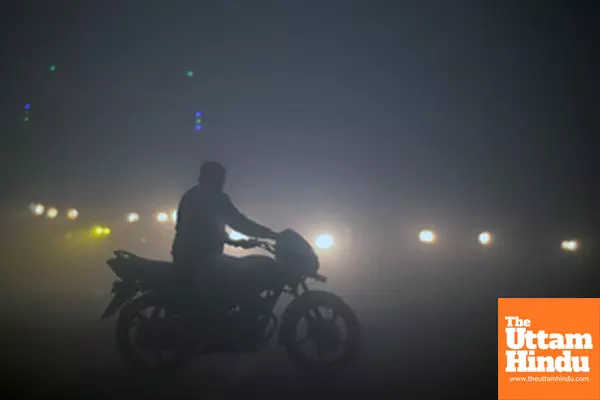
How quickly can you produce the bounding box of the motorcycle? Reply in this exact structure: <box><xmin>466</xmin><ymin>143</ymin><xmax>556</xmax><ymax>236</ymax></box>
<box><xmin>101</xmin><ymin>229</ymin><xmax>361</xmax><ymax>374</ymax></box>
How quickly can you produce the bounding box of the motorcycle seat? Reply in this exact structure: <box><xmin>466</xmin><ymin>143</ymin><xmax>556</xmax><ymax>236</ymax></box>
<box><xmin>135</xmin><ymin>257</ymin><xmax>173</xmax><ymax>269</ymax></box>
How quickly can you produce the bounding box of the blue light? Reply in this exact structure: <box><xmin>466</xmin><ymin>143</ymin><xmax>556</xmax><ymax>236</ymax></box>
<box><xmin>195</xmin><ymin>125</ymin><xmax>202</xmax><ymax>131</ymax></box>
<box><xmin>25</xmin><ymin>104</ymin><xmax>30</xmax><ymax>110</ymax></box>
<box><xmin>196</xmin><ymin>112</ymin><xmax>202</xmax><ymax>117</ymax></box>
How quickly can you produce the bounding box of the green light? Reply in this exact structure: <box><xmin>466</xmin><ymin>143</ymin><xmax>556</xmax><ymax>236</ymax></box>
<box><xmin>24</xmin><ymin>116</ymin><xmax>29</xmax><ymax>122</ymax></box>
<box><xmin>186</xmin><ymin>71</ymin><xmax>193</xmax><ymax>77</ymax></box>
<box><xmin>49</xmin><ymin>65</ymin><xmax>56</xmax><ymax>71</ymax></box>
<box><xmin>196</xmin><ymin>118</ymin><xmax>202</xmax><ymax>124</ymax></box>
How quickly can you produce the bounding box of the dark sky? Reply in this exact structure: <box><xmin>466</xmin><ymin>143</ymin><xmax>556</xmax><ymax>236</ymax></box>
<box><xmin>1</xmin><ymin>0</ymin><xmax>599</xmax><ymax>244</ymax></box>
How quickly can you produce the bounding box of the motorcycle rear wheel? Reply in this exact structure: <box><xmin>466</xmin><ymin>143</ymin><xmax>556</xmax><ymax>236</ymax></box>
<box><xmin>115</xmin><ymin>294</ymin><xmax>193</xmax><ymax>372</ymax></box>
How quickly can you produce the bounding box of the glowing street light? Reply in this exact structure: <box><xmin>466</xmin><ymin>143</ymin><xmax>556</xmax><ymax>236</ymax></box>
<box><xmin>315</xmin><ymin>234</ymin><xmax>334</xmax><ymax>250</ymax></box>
<box><xmin>126</xmin><ymin>212</ymin><xmax>140</xmax><ymax>223</ymax></box>
<box><xmin>67</xmin><ymin>208</ymin><xmax>79</xmax><ymax>220</ymax></box>
<box><xmin>46</xmin><ymin>207</ymin><xmax>58</xmax><ymax>219</ymax></box>
<box><xmin>561</xmin><ymin>240</ymin><xmax>579</xmax><ymax>252</ymax></box>
<box><xmin>31</xmin><ymin>203</ymin><xmax>45</xmax><ymax>216</ymax></box>
<box><xmin>419</xmin><ymin>230</ymin><xmax>436</xmax><ymax>244</ymax></box>
<box><xmin>478</xmin><ymin>231</ymin><xmax>492</xmax><ymax>245</ymax></box>
<box><xmin>156</xmin><ymin>212</ymin><xmax>169</xmax><ymax>223</ymax></box>
<box><xmin>171</xmin><ymin>209</ymin><xmax>178</xmax><ymax>222</ymax></box>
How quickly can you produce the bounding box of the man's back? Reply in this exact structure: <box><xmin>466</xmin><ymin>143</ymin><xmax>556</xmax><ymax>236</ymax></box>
<box><xmin>171</xmin><ymin>184</ymin><xmax>228</xmax><ymax>262</ymax></box>
<box><xmin>171</xmin><ymin>183</ymin><xmax>276</xmax><ymax>263</ymax></box>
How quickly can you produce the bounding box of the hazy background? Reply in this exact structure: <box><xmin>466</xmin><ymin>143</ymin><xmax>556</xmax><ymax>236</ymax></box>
<box><xmin>0</xmin><ymin>1</ymin><xmax>598</xmax><ymax>398</ymax></box>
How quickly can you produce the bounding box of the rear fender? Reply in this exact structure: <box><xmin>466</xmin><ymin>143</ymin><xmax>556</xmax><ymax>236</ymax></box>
<box><xmin>100</xmin><ymin>280</ymin><xmax>140</xmax><ymax>319</ymax></box>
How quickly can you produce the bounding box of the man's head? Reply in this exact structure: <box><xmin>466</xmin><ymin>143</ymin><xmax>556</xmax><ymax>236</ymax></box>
<box><xmin>199</xmin><ymin>161</ymin><xmax>226</xmax><ymax>191</ymax></box>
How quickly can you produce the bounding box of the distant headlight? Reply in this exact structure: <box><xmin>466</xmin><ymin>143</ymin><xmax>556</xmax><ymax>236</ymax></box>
<box><xmin>156</xmin><ymin>212</ymin><xmax>169</xmax><ymax>223</ymax></box>
<box><xmin>30</xmin><ymin>203</ymin><xmax>45</xmax><ymax>216</ymax></box>
<box><xmin>315</xmin><ymin>234</ymin><xmax>334</xmax><ymax>250</ymax></box>
<box><xmin>419</xmin><ymin>230</ymin><xmax>436</xmax><ymax>244</ymax></box>
<box><xmin>46</xmin><ymin>208</ymin><xmax>58</xmax><ymax>219</ymax></box>
<box><xmin>67</xmin><ymin>208</ymin><xmax>79</xmax><ymax>220</ymax></box>
<box><xmin>561</xmin><ymin>240</ymin><xmax>579</xmax><ymax>252</ymax></box>
<box><xmin>478</xmin><ymin>231</ymin><xmax>492</xmax><ymax>245</ymax></box>
<box><xmin>126</xmin><ymin>213</ymin><xmax>140</xmax><ymax>223</ymax></box>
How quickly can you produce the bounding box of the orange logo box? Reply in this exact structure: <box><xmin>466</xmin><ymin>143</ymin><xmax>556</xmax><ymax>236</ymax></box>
<box><xmin>498</xmin><ymin>298</ymin><xmax>600</xmax><ymax>400</ymax></box>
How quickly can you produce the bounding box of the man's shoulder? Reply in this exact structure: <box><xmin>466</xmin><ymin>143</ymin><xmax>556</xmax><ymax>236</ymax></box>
<box><xmin>182</xmin><ymin>185</ymin><xmax>230</xmax><ymax>202</ymax></box>
<box><xmin>220</xmin><ymin>191</ymin><xmax>232</xmax><ymax>202</ymax></box>
<box><xmin>184</xmin><ymin>184</ymin><xmax>205</xmax><ymax>196</ymax></box>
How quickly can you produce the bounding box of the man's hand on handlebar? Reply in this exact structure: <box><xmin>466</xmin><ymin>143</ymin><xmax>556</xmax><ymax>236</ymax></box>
<box><xmin>227</xmin><ymin>238</ymin><xmax>260</xmax><ymax>249</ymax></box>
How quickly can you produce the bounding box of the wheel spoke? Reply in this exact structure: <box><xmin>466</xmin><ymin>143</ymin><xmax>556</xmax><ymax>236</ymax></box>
<box><xmin>150</xmin><ymin>307</ymin><xmax>162</xmax><ymax>321</ymax></box>
<box><xmin>315</xmin><ymin>342</ymin><xmax>326</xmax><ymax>362</ymax></box>
<box><xmin>134</xmin><ymin>312</ymin><xmax>148</xmax><ymax>322</ymax></box>
<box><xmin>313</xmin><ymin>308</ymin><xmax>325</xmax><ymax>321</ymax></box>
<box><xmin>330</xmin><ymin>310</ymin><xmax>339</xmax><ymax>322</ymax></box>
<box><xmin>295</xmin><ymin>331</ymin><xmax>314</xmax><ymax>346</ymax></box>
<box><xmin>289</xmin><ymin>303</ymin><xmax>357</xmax><ymax>366</ymax></box>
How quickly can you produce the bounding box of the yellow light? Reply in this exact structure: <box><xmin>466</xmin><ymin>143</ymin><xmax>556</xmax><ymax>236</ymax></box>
<box><xmin>67</xmin><ymin>208</ymin><xmax>79</xmax><ymax>220</ymax></box>
<box><xmin>91</xmin><ymin>226</ymin><xmax>110</xmax><ymax>237</ymax></box>
<box><xmin>419</xmin><ymin>230</ymin><xmax>436</xmax><ymax>244</ymax></box>
<box><xmin>315</xmin><ymin>234</ymin><xmax>334</xmax><ymax>250</ymax></box>
<box><xmin>171</xmin><ymin>209</ymin><xmax>178</xmax><ymax>222</ymax></box>
<box><xmin>478</xmin><ymin>231</ymin><xmax>492</xmax><ymax>245</ymax></box>
<box><xmin>32</xmin><ymin>203</ymin><xmax>45</xmax><ymax>216</ymax></box>
<box><xmin>46</xmin><ymin>208</ymin><xmax>58</xmax><ymax>219</ymax></box>
<box><xmin>229</xmin><ymin>230</ymin><xmax>247</xmax><ymax>241</ymax></box>
<box><xmin>156</xmin><ymin>212</ymin><xmax>168</xmax><ymax>223</ymax></box>
<box><xmin>126</xmin><ymin>212</ymin><xmax>140</xmax><ymax>223</ymax></box>
<box><xmin>561</xmin><ymin>240</ymin><xmax>579</xmax><ymax>252</ymax></box>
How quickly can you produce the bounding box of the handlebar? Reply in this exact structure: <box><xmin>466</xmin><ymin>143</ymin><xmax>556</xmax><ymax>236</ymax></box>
<box><xmin>311</xmin><ymin>273</ymin><xmax>327</xmax><ymax>283</ymax></box>
<box><xmin>227</xmin><ymin>238</ymin><xmax>275</xmax><ymax>254</ymax></box>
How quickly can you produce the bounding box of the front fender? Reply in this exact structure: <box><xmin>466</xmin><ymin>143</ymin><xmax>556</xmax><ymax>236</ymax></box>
<box><xmin>278</xmin><ymin>290</ymin><xmax>354</xmax><ymax>346</ymax></box>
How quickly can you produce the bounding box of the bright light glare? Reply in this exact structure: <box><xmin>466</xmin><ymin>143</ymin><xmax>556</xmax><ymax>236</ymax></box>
<box><xmin>229</xmin><ymin>230</ymin><xmax>248</xmax><ymax>241</ymax></box>
<box><xmin>171</xmin><ymin>209</ymin><xmax>178</xmax><ymax>222</ymax></box>
<box><xmin>67</xmin><ymin>208</ymin><xmax>79</xmax><ymax>220</ymax></box>
<box><xmin>419</xmin><ymin>230</ymin><xmax>436</xmax><ymax>244</ymax></box>
<box><xmin>92</xmin><ymin>226</ymin><xmax>111</xmax><ymax>237</ymax></box>
<box><xmin>46</xmin><ymin>208</ymin><xmax>58</xmax><ymax>219</ymax></box>
<box><xmin>315</xmin><ymin>234</ymin><xmax>334</xmax><ymax>250</ymax></box>
<box><xmin>31</xmin><ymin>203</ymin><xmax>45</xmax><ymax>216</ymax></box>
<box><xmin>156</xmin><ymin>212</ymin><xmax>168</xmax><ymax>223</ymax></box>
<box><xmin>478</xmin><ymin>231</ymin><xmax>492</xmax><ymax>245</ymax></box>
<box><xmin>561</xmin><ymin>240</ymin><xmax>579</xmax><ymax>252</ymax></box>
<box><xmin>126</xmin><ymin>212</ymin><xmax>140</xmax><ymax>223</ymax></box>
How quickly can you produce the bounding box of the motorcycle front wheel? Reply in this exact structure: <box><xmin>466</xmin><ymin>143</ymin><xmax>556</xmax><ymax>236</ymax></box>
<box><xmin>115</xmin><ymin>294</ymin><xmax>193</xmax><ymax>372</ymax></box>
<box><xmin>280</xmin><ymin>290</ymin><xmax>361</xmax><ymax>375</ymax></box>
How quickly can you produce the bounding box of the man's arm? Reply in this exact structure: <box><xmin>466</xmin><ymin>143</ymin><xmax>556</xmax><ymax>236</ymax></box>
<box><xmin>222</xmin><ymin>195</ymin><xmax>277</xmax><ymax>240</ymax></box>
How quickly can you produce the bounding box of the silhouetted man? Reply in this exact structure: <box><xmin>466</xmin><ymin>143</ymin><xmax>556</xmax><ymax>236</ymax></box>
<box><xmin>171</xmin><ymin>161</ymin><xmax>277</xmax><ymax>328</ymax></box>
